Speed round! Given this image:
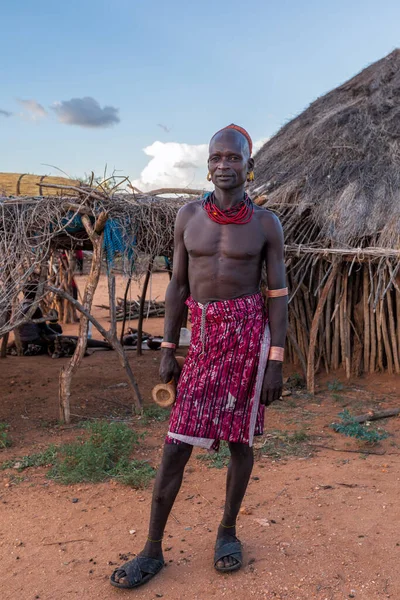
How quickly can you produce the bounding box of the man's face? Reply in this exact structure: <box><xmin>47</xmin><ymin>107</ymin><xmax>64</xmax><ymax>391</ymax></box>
<box><xmin>208</xmin><ymin>130</ymin><xmax>252</xmax><ymax>190</ymax></box>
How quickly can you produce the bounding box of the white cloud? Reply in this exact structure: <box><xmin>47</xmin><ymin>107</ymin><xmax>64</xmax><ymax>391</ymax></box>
<box><xmin>131</xmin><ymin>137</ymin><xmax>268</xmax><ymax>192</ymax></box>
<box><xmin>131</xmin><ymin>141</ymin><xmax>211</xmax><ymax>192</ymax></box>
<box><xmin>17</xmin><ymin>99</ymin><xmax>47</xmax><ymax>120</ymax></box>
<box><xmin>52</xmin><ymin>97</ymin><xmax>120</xmax><ymax>128</ymax></box>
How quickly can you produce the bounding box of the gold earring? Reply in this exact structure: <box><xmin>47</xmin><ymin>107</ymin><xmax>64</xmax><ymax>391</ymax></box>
<box><xmin>207</xmin><ymin>172</ymin><xmax>212</xmax><ymax>182</ymax></box>
<box><xmin>247</xmin><ymin>171</ymin><xmax>255</xmax><ymax>182</ymax></box>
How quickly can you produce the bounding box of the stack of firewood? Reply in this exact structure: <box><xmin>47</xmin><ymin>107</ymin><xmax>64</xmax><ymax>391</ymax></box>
<box><xmin>97</xmin><ymin>297</ymin><xmax>166</xmax><ymax>322</ymax></box>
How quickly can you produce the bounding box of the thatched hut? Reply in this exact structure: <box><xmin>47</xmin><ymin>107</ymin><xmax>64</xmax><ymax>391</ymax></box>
<box><xmin>250</xmin><ymin>49</ymin><xmax>400</xmax><ymax>390</ymax></box>
<box><xmin>0</xmin><ymin>173</ymin><xmax>82</xmax><ymax>197</ymax></box>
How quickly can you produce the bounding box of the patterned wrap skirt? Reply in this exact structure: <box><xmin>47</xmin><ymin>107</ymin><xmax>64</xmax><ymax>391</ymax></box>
<box><xmin>166</xmin><ymin>292</ymin><xmax>271</xmax><ymax>450</ymax></box>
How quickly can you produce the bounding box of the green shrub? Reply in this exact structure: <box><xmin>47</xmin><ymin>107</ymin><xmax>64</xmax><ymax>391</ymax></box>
<box><xmin>330</xmin><ymin>410</ymin><xmax>389</xmax><ymax>444</ymax></box>
<box><xmin>48</xmin><ymin>421</ymin><xmax>139</xmax><ymax>484</ymax></box>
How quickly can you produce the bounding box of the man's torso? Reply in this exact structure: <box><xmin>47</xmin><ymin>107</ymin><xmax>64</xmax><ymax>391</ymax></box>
<box><xmin>183</xmin><ymin>201</ymin><xmax>268</xmax><ymax>304</ymax></box>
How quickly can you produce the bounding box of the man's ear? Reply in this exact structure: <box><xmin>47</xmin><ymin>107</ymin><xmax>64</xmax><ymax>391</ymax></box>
<box><xmin>247</xmin><ymin>157</ymin><xmax>255</xmax><ymax>172</ymax></box>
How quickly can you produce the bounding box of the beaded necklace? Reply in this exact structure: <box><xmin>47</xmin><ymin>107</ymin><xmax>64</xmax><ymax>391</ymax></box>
<box><xmin>202</xmin><ymin>192</ymin><xmax>254</xmax><ymax>225</ymax></box>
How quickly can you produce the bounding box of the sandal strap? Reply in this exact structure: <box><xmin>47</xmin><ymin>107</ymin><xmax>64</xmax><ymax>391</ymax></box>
<box><xmin>117</xmin><ymin>556</ymin><xmax>163</xmax><ymax>585</ymax></box>
<box><xmin>214</xmin><ymin>539</ymin><xmax>242</xmax><ymax>565</ymax></box>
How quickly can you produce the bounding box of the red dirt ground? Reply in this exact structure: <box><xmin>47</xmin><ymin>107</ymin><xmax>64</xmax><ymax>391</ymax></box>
<box><xmin>1</xmin><ymin>273</ymin><xmax>399</xmax><ymax>600</ymax></box>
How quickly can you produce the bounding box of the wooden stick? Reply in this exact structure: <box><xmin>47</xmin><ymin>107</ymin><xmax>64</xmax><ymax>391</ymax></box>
<box><xmin>325</xmin><ymin>277</ymin><xmax>334</xmax><ymax>370</ymax></box>
<box><xmin>43</xmin><ymin>538</ymin><xmax>94</xmax><ymax>546</ymax></box>
<box><xmin>397</xmin><ymin>288</ymin><xmax>400</xmax><ymax>359</ymax></box>
<box><xmin>287</xmin><ymin>324</ymin><xmax>307</xmax><ymax>378</ymax></box>
<box><xmin>59</xmin><ymin>214</ymin><xmax>106</xmax><ymax>423</ymax></box>
<box><xmin>49</xmin><ymin>285</ymin><xmax>143</xmax><ymax>411</ymax></box>
<box><xmin>332</xmin><ymin>271</ymin><xmax>341</xmax><ymax>370</ymax></box>
<box><xmin>120</xmin><ymin>276</ymin><xmax>132</xmax><ymax>345</ymax></box>
<box><xmin>363</xmin><ymin>267</ymin><xmax>370</xmax><ymax>373</ymax></box>
<box><xmin>343</xmin><ymin>272</ymin><xmax>351</xmax><ymax>378</ymax></box>
<box><xmin>376</xmin><ymin>294</ymin><xmax>384</xmax><ymax>372</ymax></box>
<box><xmin>381</xmin><ymin>295</ymin><xmax>394</xmax><ymax>374</ymax></box>
<box><xmin>340</xmin><ymin>407</ymin><xmax>400</xmax><ymax>424</ymax></box>
<box><xmin>307</xmin><ymin>263</ymin><xmax>338</xmax><ymax>393</ymax></box>
<box><xmin>137</xmin><ymin>258</ymin><xmax>153</xmax><ymax>357</ymax></box>
<box><xmin>146</xmin><ymin>187</ymin><xmax>204</xmax><ymax>196</ymax></box>
<box><xmin>108</xmin><ymin>273</ymin><xmax>117</xmax><ymax>340</ymax></box>
<box><xmin>386</xmin><ymin>286</ymin><xmax>400</xmax><ymax>374</ymax></box>
<box><xmin>308</xmin><ymin>444</ymin><xmax>386</xmax><ymax>456</ymax></box>
<box><xmin>1</xmin><ymin>333</ymin><xmax>9</xmax><ymax>358</ymax></box>
<box><xmin>369</xmin><ymin>267</ymin><xmax>377</xmax><ymax>373</ymax></box>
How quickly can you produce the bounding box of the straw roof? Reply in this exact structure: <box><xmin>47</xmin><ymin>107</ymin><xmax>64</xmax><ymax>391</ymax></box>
<box><xmin>250</xmin><ymin>49</ymin><xmax>400</xmax><ymax>253</ymax></box>
<box><xmin>0</xmin><ymin>173</ymin><xmax>82</xmax><ymax>197</ymax></box>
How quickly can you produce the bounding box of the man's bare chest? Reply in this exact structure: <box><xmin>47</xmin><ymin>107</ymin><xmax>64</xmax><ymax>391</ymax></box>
<box><xmin>184</xmin><ymin>216</ymin><xmax>266</xmax><ymax>260</ymax></box>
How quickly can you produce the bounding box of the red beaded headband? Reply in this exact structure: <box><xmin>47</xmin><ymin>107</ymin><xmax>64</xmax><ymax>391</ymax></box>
<box><xmin>212</xmin><ymin>124</ymin><xmax>253</xmax><ymax>156</ymax></box>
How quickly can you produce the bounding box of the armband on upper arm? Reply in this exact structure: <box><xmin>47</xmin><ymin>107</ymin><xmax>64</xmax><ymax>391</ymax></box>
<box><xmin>267</xmin><ymin>287</ymin><xmax>288</xmax><ymax>298</ymax></box>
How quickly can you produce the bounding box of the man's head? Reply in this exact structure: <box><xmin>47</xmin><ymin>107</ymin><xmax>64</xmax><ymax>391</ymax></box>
<box><xmin>208</xmin><ymin>124</ymin><xmax>254</xmax><ymax>190</ymax></box>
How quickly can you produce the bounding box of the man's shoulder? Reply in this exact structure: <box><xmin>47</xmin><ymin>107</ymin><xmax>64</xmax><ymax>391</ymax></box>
<box><xmin>177</xmin><ymin>199</ymin><xmax>203</xmax><ymax>221</ymax></box>
<box><xmin>253</xmin><ymin>205</ymin><xmax>282</xmax><ymax>229</ymax></box>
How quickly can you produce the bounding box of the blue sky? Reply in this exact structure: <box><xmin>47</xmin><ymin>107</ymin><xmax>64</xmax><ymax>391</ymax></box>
<box><xmin>1</xmin><ymin>0</ymin><xmax>399</xmax><ymax>190</ymax></box>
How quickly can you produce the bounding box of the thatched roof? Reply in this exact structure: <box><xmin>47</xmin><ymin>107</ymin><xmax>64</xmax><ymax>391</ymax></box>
<box><xmin>0</xmin><ymin>173</ymin><xmax>82</xmax><ymax>197</ymax></box>
<box><xmin>250</xmin><ymin>49</ymin><xmax>400</xmax><ymax>253</ymax></box>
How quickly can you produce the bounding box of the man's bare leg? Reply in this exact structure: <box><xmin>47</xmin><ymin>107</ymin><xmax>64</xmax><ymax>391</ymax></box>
<box><xmin>215</xmin><ymin>442</ymin><xmax>254</xmax><ymax>570</ymax></box>
<box><xmin>113</xmin><ymin>441</ymin><xmax>192</xmax><ymax>585</ymax></box>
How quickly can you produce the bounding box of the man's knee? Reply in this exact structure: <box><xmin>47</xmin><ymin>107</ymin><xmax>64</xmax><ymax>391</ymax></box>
<box><xmin>228</xmin><ymin>442</ymin><xmax>253</xmax><ymax>460</ymax></box>
<box><xmin>162</xmin><ymin>441</ymin><xmax>193</xmax><ymax>467</ymax></box>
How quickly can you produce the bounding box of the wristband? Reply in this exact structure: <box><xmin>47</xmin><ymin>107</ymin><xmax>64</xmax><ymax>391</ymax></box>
<box><xmin>267</xmin><ymin>287</ymin><xmax>288</xmax><ymax>298</ymax></box>
<box><xmin>161</xmin><ymin>341</ymin><xmax>176</xmax><ymax>350</ymax></box>
<box><xmin>269</xmin><ymin>346</ymin><xmax>284</xmax><ymax>362</ymax></box>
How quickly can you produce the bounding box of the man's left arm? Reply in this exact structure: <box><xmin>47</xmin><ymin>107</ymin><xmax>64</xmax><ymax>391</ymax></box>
<box><xmin>261</xmin><ymin>211</ymin><xmax>288</xmax><ymax>405</ymax></box>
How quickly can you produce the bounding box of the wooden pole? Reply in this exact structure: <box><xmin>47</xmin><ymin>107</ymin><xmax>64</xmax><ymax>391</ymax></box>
<box><xmin>363</xmin><ymin>267</ymin><xmax>370</xmax><ymax>373</ymax></box>
<box><xmin>343</xmin><ymin>273</ymin><xmax>351</xmax><ymax>379</ymax></box>
<box><xmin>332</xmin><ymin>272</ymin><xmax>341</xmax><ymax>370</ymax></box>
<box><xmin>120</xmin><ymin>276</ymin><xmax>132</xmax><ymax>345</ymax></box>
<box><xmin>108</xmin><ymin>272</ymin><xmax>143</xmax><ymax>411</ymax></box>
<box><xmin>50</xmin><ymin>284</ymin><xmax>143</xmax><ymax>412</ymax></box>
<box><xmin>307</xmin><ymin>263</ymin><xmax>338</xmax><ymax>394</ymax></box>
<box><xmin>396</xmin><ymin>287</ymin><xmax>400</xmax><ymax>359</ymax></box>
<box><xmin>386</xmin><ymin>285</ymin><xmax>400</xmax><ymax>374</ymax></box>
<box><xmin>0</xmin><ymin>333</ymin><xmax>9</xmax><ymax>358</ymax></box>
<box><xmin>59</xmin><ymin>213</ymin><xmax>107</xmax><ymax>423</ymax></box>
<box><xmin>137</xmin><ymin>258</ymin><xmax>153</xmax><ymax>357</ymax></box>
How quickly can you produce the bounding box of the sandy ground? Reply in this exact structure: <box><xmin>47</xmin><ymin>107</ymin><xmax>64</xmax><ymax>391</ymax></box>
<box><xmin>1</xmin><ymin>273</ymin><xmax>400</xmax><ymax>600</ymax></box>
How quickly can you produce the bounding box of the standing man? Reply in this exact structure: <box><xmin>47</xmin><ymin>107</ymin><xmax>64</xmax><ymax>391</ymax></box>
<box><xmin>111</xmin><ymin>125</ymin><xmax>288</xmax><ymax>589</ymax></box>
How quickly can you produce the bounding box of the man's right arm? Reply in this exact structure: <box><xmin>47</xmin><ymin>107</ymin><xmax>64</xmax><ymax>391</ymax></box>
<box><xmin>159</xmin><ymin>205</ymin><xmax>191</xmax><ymax>383</ymax></box>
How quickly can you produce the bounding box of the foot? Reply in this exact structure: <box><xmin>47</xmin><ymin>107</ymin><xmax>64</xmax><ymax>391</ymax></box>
<box><xmin>214</xmin><ymin>525</ymin><xmax>241</xmax><ymax>571</ymax></box>
<box><xmin>112</xmin><ymin>541</ymin><xmax>164</xmax><ymax>587</ymax></box>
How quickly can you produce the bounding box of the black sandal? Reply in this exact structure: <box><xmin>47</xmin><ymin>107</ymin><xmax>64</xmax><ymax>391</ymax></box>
<box><xmin>110</xmin><ymin>556</ymin><xmax>164</xmax><ymax>589</ymax></box>
<box><xmin>214</xmin><ymin>537</ymin><xmax>243</xmax><ymax>573</ymax></box>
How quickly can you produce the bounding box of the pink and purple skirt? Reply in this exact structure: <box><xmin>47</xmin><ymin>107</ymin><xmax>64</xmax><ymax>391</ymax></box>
<box><xmin>166</xmin><ymin>292</ymin><xmax>270</xmax><ymax>450</ymax></box>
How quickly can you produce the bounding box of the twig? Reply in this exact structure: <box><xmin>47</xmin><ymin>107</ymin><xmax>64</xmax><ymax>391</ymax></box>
<box><xmin>308</xmin><ymin>443</ymin><xmax>386</xmax><ymax>455</ymax></box>
<box><xmin>170</xmin><ymin>512</ymin><xmax>181</xmax><ymax>524</ymax></box>
<box><xmin>43</xmin><ymin>538</ymin><xmax>94</xmax><ymax>546</ymax></box>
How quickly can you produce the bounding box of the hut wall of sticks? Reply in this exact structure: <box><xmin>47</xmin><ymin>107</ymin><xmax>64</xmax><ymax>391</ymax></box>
<box><xmin>0</xmin><ymin>177</ymin><xmax>200</xmax><ymax>421</ymax></box>
<box><xmin>250</xmin><ymin>49</ymin><xmax>400</xmax><ymax>392</ymax></box>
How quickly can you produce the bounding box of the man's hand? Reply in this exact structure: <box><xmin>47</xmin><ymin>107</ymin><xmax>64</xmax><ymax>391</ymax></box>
<box><xmin>159</xmin><ymin>350</ymin><xmax>182</xmax><ymax>384</ymax></box>
<box><xmin>260</xmin><ymin>361</ymin><xmax>283</xmax><ymax>405</ymax></box>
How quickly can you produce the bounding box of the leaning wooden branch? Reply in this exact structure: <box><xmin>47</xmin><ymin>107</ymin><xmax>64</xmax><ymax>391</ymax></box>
<box><xmin>307</xmin><ymin>262</ymin><xmax>339</xmax><ymax>393</ymax></box>
<box><xmin>47</xmin><ymin>285</ymin><xmax>143</xmax><ymax>412</ymax></box>
<box><xmin>338</xmin><ymin>408</ymin><xmax>400</xmax><ymax>425</ymax></box>
<box><xmin>57</xmin><ymin>212</ymin><xmax>107</xmax><ymax>422</ymax></box>
<box><xmin>147</xmin><ymin>187</ymin><xmax>203</xmax><ymax>196</ymax></box>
